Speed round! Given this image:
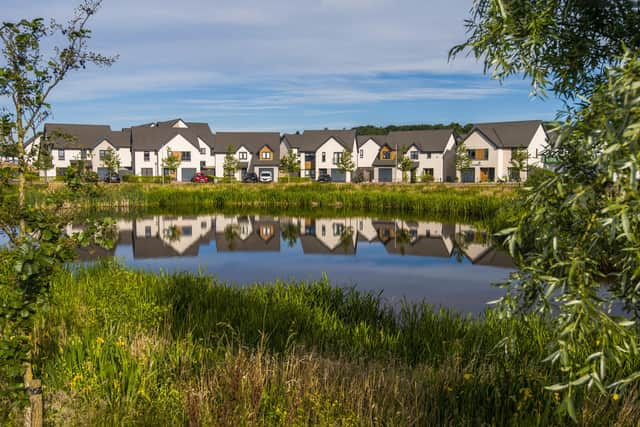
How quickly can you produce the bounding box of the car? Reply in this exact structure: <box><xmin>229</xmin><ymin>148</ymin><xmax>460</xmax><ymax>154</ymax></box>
<box><xmin>190</xmin><ymin>172</ymin><xmax>209</xmax><ymax>183</ymax></box>
<box><xmin>242</xmin><ymin>172</ymin><xmax>258</xmax><ymax>183</ymax></box>
<box><xmin>259</xmin><ymin>170</ymin><xmax>274</xmax><ymax>183</ymax></box>
<box><xmin>317</xmin><ymin>173</ymin><xmax>332</xmax><ymax>183</ymax></box>
<box><xmin>103</xmin><ymin>173</ymin><xmax>121</xmax><ymax>183</ymax></box>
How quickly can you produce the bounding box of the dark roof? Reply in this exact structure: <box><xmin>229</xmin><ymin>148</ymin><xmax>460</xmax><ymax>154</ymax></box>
<box><xmin>215</xmin><ymin>220</ymin><xmax>280</xmax><ymax>252</ymax></box>
<box><xmin>384</xmin><ymin>236</ymin><xmax>452</xmax><ymax>258</ymax></box>
<box><xmin>372</xmin><ymin>158</ymin><xmax>398</xmax><ymax>167</ymax></box>
<box><xmin>357</xmin><ymin>135</ymin><xmax>386</xmax><ymax>147</ymax></box>
<box><xmin>466</xmin><ymin>120</ymin><xmax>543</xmax><ymax>148</ymax></box>
<box><xmin>300</xmin><ymin>235</ymin><xmax>356</xmax><ymax>255</ymax></box>
<box><xmin>286</xmin><ymin>130</ymin><xmax>356</xmax><ymax>152</ymax></box>
<box><xmin>130</xmin><ymin>119</ymin><xmax>214</xmax><ymax>151</ymax></box>
<box><xmin>387</xmin><ymin>129</ymin><xmax>454</xmax><ymax>153</ymax></box>
<box><xmin>216</xmin><ymin>132</ymin><xmax>282</xmax><ymax>166</ymax></box>
<box><xmin>282</xmin><ymin>134</ymin><xmax>304</xmax><ymax>149</ymax></box>
<box><xmin>469</xmin><ymin>247</ymin><xmax>516</xmax><ymax>269</ymax></box>
<box><xmin>43</xmin><ymin>124</ymin><xmax>131</xmax><ymax>150</ymax></box>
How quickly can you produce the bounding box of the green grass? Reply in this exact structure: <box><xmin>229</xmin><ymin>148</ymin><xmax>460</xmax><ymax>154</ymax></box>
<box><xmin>26</xmin><ymin>261</ymin><xmax>639</xmax><ymax>426</ymax></box>
<box><xmin>31</xmin><ymin>182</ymin><xmax>515</xmax><ymax>220</ymax></box>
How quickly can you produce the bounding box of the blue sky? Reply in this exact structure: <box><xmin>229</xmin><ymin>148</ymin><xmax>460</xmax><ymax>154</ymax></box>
<box><xmin>5</xmin><ymin>0</ymin><xmax>562</xmax><ymax>132</ymax></box>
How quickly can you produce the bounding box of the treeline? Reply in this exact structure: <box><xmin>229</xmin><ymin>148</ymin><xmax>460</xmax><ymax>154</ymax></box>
<box><xmin>354</xmin><ymin>123</ymin><xmax>474</xmax><ymax>136</ymax></box>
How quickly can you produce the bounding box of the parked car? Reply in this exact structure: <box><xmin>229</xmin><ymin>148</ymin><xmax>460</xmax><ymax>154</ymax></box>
<box><xmin>190</xmin><ymin>172</ymin><xmax>209</xmax><ymax>183</ymax></box>
<box><xmin>242</xmin><ymin>172</ymin><xmax>258</xmax><ymax>183</ymax></box>
<box><xmin>103</xmin><ymin>173</ymin><xmax>121</xmax><ymax>183</ymax></box>
<box><xmin>259</xmin><ymin>170</ymin><xmax>274</xmax><ymax>183</ymax></box>
<box><xmin>317</xmin><ymin>173</ymin><xmax>332</xmax><ymax>183</ymax></box>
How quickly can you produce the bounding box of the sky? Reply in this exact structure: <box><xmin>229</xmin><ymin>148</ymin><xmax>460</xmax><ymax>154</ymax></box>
<box><xmin>3</xmin><ymin>0</ymin><xmax>562</xmax><ymax>133</ymax></box>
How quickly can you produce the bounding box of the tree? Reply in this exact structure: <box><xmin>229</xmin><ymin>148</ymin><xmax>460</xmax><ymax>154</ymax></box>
<box><xmin>336</xmin><ymin>149</ymin><xmax>355</xmax><ymax>181</ymax></box>
<box><xmin>0</xmin><ymin>1</ymin><xmax>115</xmax><ymax>419</ymax></box>
<box><xmin>223</xmin><ymin>145</ymin><xmax>239</xmax><ymax>179</ymax></box>
<box><xmin>162</xmin><ymin>150</ymin><xmax>180</xmax><ymax>182</ymax></box>
<box><xmin>452</xmin><ymin>0</ymin><xmax>640</xmax><ymax>416</ymax></box>
<box><xmin>280</xmin><ymin>149</ymin><xmax>300</xmax><ymax>181</ymax></box>
<box><xmin>397</xmin><ymin>145</ymin><xmax>414</xmax><ymax>183</ymax></box>
<box><xmin>32</xmin><ymin>139</ymin><xmax>52</xmax><ymax>183</ymax></box>
<box><xmin>508</xmin><ymin>148</ymin><xmax>528</xmax><ymax>182</ymax></box>
<box><xmin>102</xmin><ymin>147</ymin><xmax>120</xmax><ymax>176</ymax></box>
<box><xmin>455</xmin><ymin>141</ymin><xmax>471</xmax><ymax>181</ymax></box>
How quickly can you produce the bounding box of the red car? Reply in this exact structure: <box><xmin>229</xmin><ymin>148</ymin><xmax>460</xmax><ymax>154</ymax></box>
<box><xmin>190</xmin><ymin>172</ymin><xmax>209</xmax><ymax>183</ymax></box>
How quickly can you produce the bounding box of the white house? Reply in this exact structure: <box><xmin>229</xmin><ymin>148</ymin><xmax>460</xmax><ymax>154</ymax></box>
<box><xmin>354</xmin><ymin>135</ymin><xmax>385</xmax><ymax>182</ymax></box>
<box><xmin>458</xmin><ymin>120</ymin><xmax>548</xmax><ymax>182</ymax></box>
<box><xmin>214</xmin><ymin>132</ymin><xmax>281</xmax><ymax>182</ymax></box>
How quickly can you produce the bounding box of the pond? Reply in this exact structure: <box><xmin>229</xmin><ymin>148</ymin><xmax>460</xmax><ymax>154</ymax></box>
<box><xmin>72</xmin><ymin>212</ymin><xmax>514</xmax><ymax>314</ymax></box>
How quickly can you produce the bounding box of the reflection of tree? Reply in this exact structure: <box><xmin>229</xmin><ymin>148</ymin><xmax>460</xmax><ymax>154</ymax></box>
<box><xmin>224</xmin><ymin>224</ymin><xmax>240</xmax><ymax>251</ymax></box>
<box><xmin>163</xmin><ymin>225</ymin><xmax>182</xmax><ymax>242</ymax></box>
<box><xmin>339</xmin><ymin>226</ymin><xmax>354</xmax><ymax>253</ymax></box>
<box><xmin>395</xmin><ymin>227</ymin><xmax>412</xmax><ymax>256</ymax></box>
<box><xmin>452</xmin><ymin>231</ymin><xmax>471</xmax><ymax>263</ymax></box>
<box><xmin>281</xmin><ymin>222</ymin><xmax>301</xmax><ymax>247</ymax></box>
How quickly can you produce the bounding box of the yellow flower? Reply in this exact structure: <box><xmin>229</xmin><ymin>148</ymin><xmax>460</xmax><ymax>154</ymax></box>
<box><xmin>116</xmin><ymin>337</ymin><xmax>126</xmax><ymax>348</ymax></box>
<box><xmin>463</xmin><ymin>373</ymin><xmax>473</xmax><ymax>380</ymax></box>
<box><xmin>553</xmin><ymin>392</ymin><xmax>560</xmax><ymax>402</ymax></box>
<box><xmin>613</xmin><ymin>393</ymin><xmax>620</xmax><ymax>401</ymax></box>
<box><xmin>96</xmin><ymin>337</ymin><xmax>105</xmax><ymax>346</ymax></box>
<box><xmin>521</xmin><ymin>388</ymin><xmax>533</xmax><ymax>401</ymax></box>
<box><xmin>445</xmin><ymin>385</ymin><xmax>453</xmax><ymax>392</ymax></box>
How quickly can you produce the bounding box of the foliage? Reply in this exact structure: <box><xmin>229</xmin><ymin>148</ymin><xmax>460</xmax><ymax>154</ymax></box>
<box><xmin>31</xmin><ymin>138</ymin><xmax>52</xmax><ymax>181</ymax></box>
<box><xmin>121</xmin><ymin>175</ymin><xmax>165</xmax><ymax>184</ymax></box>
<box><xmin>509</xmin><ymin>148</ymin><xmax>528</xmax><ymax>182</ymax></box>
<box><xmin>397</xmin><ymin>145</ymin><xmax>415</xmax><ymax>183</ymax></box>
<box><xmin>28</xmin><ymin>261</ymin><xmax>640</xmax><ymax>425</ymax></box>
<box><xmin>336</xmin><ymin>149</ymin><xmax>355</xmax><ymax>178</ymax></box>
<box><xmin>280</xmin><ymin>149</ymin><xmax>300</xmax><ymax>177</ymax></box>
<box><xmin>455</xmin><ymin>140</ymin><xmax>471</xmax><ymax>175</ymax></box>
<box><xmin>161</xmin><ymin>150</ymin><xmax>180</xmax><ymax>182</ymax></box>
<box><xmin>102</xmin><ymin>147</ymin><xmax>120</xmax><ymax>175</ymax></box>
<box><xmin>450</xmin><ymin>0</ymin><xmax>640</xmax><ymax>101</ymax></box>
<box><xmin>223</xmin><ymin>145</ymin><xmax>239</xmax><ymax>178</ymax></box>
<box><xmin>355</xmin><ymin>122</ymin><xmax>474</xmax><ymax>136</ymax></box>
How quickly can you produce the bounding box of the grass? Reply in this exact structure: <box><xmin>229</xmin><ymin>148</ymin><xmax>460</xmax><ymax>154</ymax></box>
<box><xmin>29</xmin><ymin>182</ymin><xmax>515</xmax><ymax>220</ymax></box>
<box><xmin>22</xmin><ymin>261</ymin><xmax>639</xmax><ymax>426</ymax></box>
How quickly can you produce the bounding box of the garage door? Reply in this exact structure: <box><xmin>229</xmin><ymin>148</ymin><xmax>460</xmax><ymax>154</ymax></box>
<box><xmin>461</xmin><ymin>168</ymin><xmax>475</xmax><ymax>183</ymax></box>
<box><xmin>331</xmin><ymin>169</ymin><xmax>346</xmax><ymax>182</ymax></box>
<box><xmin>258</xmin><ymin>168</ymin><xmax>274</xmax><ymax>181</ymax></box>
<box><xmin>97</xmin><ymin>167</ymin><xmax>109</xmax><ymax>180</ymax></box>
<box><xmin>181</xmin><ymin>168</ymin><xmax>197</xmax><ymax>182</ymax></box>
<box><xmin>378</xmin><ymin>168</ymin><xmax>393</xmax><ymax>183</ymax></box>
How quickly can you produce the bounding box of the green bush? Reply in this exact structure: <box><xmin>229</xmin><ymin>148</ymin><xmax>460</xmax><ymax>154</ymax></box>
<box><xmin>121</xmin><ymin>175</ymin><xmax>165</xmax><ymax>184</ymax></box>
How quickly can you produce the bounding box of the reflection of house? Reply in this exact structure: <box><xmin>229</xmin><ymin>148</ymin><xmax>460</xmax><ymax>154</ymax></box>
<box><xmin>76</xmin><ymin>245</ymin><xmax>116</xmax><ymax>261</ymax></box>
<box><xmin>374</xmin><ymin>220</ymin><xmax>455</xmax><ymax>257</ymax></box>
<box><xmin>354</xmin><ymin>217</ymin><xmax>379</xmax><ymax>243</ymax></box>
<box><xmin>132</xmin><ymin>215</ymin><xmax>215</xmax><ymax>258</ymax></box>
<box><xmin>299</xmin><ymin>218</ymin><xmax>358</xmax><ymax>255</ymax></box>
<box><xmin>215</xmin><ymin>217</ymin><xmax>280</xmax><ymax>252</ymax></box>
<box><xmin>455</xmin><ymin>224</ymin><xmax>515</xmax><ymax>269</ymax></box>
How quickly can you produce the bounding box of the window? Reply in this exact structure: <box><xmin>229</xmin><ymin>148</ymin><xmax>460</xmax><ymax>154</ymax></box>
<box><xmin>321</xmin><ymin>152</ymin><xmax>326</xmax><ymax>162</ymax></box>
<box><xmin>359</xmin><ymin>149</ymin><xmax>364</xmax><ymax>159</ymax></box>
<box><xmin>333</xmin><ymin>223</ymin><xmax>345</xmax><ymax>236</ymax></box>
<box><xmin>410</xmin><ymin>151</ymin><xmax>418</xmax><ymax>160</ymax></box>
<box><xmin>211</xmin><ymin>148</ymin><xmax>215</xmax><ymax>156</ymax></box>
<box><xmin>99</xmin><ymin>150</ymin><xmax>108</xmax><ymax>161</ymax></box>
<box><xmin>426</xmin><ymin>152</ymin><xmax>432</xmax><ymax>159</ymax></box>
<box><xmin>508</xmin><ymin>167</ymin><xmax>520</xmax><ymax>181</ymax></box>
<box><xmin>200</xmin><ymin>161</ymin><xmax>206</xmax><ymax>170</ymax></box>
<box><xmin>199</xmin><ymin>147</ymin><xmax>206</xmax><ymax>155</ymax></box>
<box><xmin>382</xmin><ymin>150</ymin><xmax>391</xmax><ymax>160</ymax></box>
<box><xmin>332</xmin><ymin>152</ymin><xmax>342</xmax><ymax>165</ymax></box>
<box><xmin>58</xmin><ymin>149</ymin><xmax>65</xmax><ymax>161</ymax></box>
<box><xmin>423</xmin><ymin>168</ymin><xmax>434</xmax><ymax>177</ymax></box>
<box><xmin>201</xmin><ymin>221</ymin><xmax>207</xmax><ymax>229</ymax></box>
<box><xmin>321</xmin><ymin>225</ymin><xmax>326</xmax><ymax>237</ymax></box>
<box><xmin>181</xmin><ymin>151</ymin><xmax>191</xmax><ymax>161</ymax></box>
<box><xmin>143</xmin><ymin>151</ymin><xmax>150</xmax><ymax>162</ymax></box>
<box><xmin>145</xmin><ymin>226</ymin><xmax>152</xmax><ymax>237</ymax></box>
<box><xmin>239</xmin><ymin>152</ymin><xmax>248</xmax><ymax>160</ymax></box>
<box><xmin>141</xmin><ymin>168</ymin><xmax>153</xmax><ymax>176</ymax></box>
<box><xmin>80</xmin><ymin>150</ymin><xmax>88</xmax><ymax>160</ymax></box>
<box><xmin>181</xmin><ymin>226</ymin><xmax>192</xmax><ymax>237</ymax></box>
<box><xmin>261</xmin><ymin>151</ymin><xmax>271</xmax><ymax>160</ymax></box>
<box><xmin>467</xmin><ymin>149</ymin><xmax>488</xmax><ymax>161</ymax></box>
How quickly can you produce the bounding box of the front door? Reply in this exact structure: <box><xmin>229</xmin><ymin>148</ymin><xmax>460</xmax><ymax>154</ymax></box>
<box><xmin>480</xmin><ymin>168</ymin><xmax>495</xmax><ymax>182</ymax></box>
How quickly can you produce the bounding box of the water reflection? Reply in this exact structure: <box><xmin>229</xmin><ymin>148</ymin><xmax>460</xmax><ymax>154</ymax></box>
<box><xmin>70</xmin><ymin>214</ymin><xmax>515</xmax><ymax>312</ymax></box>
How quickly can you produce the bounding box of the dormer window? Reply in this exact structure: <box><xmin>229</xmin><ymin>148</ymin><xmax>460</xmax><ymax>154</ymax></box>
<box><xmin>261</xmin><ymin>151</ymin><xmax>271</xmax><ymax>160</ymax></box>
<box><xmin>382</xmin><ymin>151</ymin><xmax>391</xmax><ymax>160</ymax></box>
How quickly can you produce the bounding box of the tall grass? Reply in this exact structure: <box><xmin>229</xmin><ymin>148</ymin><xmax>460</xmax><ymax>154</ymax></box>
<box><xmin>30</xmin><ymin>183</ymin><xmax>513</xmax><ymax>219</ymax></box>
<box><xmin>30</xmin><ymin>261</ymin><xmax>639</xmax><ymax>426</ymax></box>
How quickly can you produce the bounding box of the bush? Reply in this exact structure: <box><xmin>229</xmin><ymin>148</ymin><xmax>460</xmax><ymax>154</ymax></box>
<box><xmin>421</xmin><ymin>174</ymin><xmax>434</xmax><ymax>183</ymax></box>
<box><xmin>121</xmin><ymin>175</ymin><xmax>165</xmax><ymax>184</ymax></box>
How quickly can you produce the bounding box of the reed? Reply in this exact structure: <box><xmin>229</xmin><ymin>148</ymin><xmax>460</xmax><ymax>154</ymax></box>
<box><xmin>30</xmin><ymin>261</ymin><xmax>639</xmax><ymax>426</ymax></box>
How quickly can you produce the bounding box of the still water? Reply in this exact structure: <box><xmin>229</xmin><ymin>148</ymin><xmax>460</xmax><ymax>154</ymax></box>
<box><xmin>74</xmin><ymin>213</ymin><xmax>514</xmax><ymax>313</ymax></box>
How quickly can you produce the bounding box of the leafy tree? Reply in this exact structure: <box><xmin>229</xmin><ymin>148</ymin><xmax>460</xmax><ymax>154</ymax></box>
<box><xmin>281</xmin><ymin>222</ymin><xmax>301</xmax><ymax>247</ymax></box>
<box><xmin>102</xmin><ymin>147</ymin><xmax>120</xmax><ymax>175</ymax></box>
<box><xmin>223</xmin><ymin>145</ymin><xmax>239</xmax><ymax>179</ymax></box>
<box><xmin>162</xmin><ymin>151</ymin><xmax>180</xmax><ymax>182</ymax></box>
<box><xmin>452</xmin><ymin>0</ymin><xmax>640</xmax><ymax>417</ymax></box>
<box><xmin>0</xmin><ymin>1</ymin><xmax>115</xmax><ymax>418</ymax></box>
<box><xmin>455</xmin><ymin>140</ymin><xmax>471</xmax><ymax>181</ymax></box>
<box><xmin>508</xmin><ymin>148</ymin><xmax>528</xmax><ymax>182</ymax></box>
<box><xmin>397</xmin><ymin>145</ymin><xmax>415</xmax><ymax>183</ymax></box>
<box><xmin>336</xmin><ymin>149</ymin><xmax>355</xmax><ymax>181</ymax></box>
<box><xmin>280</xmin><ymin>149</ymin><xmax>300</xmax><ymax>181</ymax></box>
<box><xmin>32</xmin><ymin>139</ymin><xmax>52</xmax><ymax>183</ymax></box>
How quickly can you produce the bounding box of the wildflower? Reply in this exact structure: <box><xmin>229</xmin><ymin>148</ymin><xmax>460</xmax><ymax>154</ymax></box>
<box><xmin>553</xmin><ymin>392</ymin><xmax>560</xmax><ymax>402</ymax></box>
<box><xmin>96</xmin><ymin>337</ymin><xmax>105</xmax><ymax>346</ymax></box>
<box><xmin>521</xmin><ymin>388</ymin><xmax>532</xmax><ymax>401</ymax></box>
<box><xmin>445</xmin><ymin>385</ymin><xmax>453</xmax><ymax>392</ymax></box>
<box><xmin>117</xmin><ymin>337</ymin><xmax>126</xmax><ymax>348</ymax></box>
<box><xmin>463</xmin><ymin>373</ymin><xmax>473</xmax><ymax>381</ymax></box>
<box><xmin>613</xmin><ymin>393</ymin><xmax>620</xmax><ymax>401</ymax></box>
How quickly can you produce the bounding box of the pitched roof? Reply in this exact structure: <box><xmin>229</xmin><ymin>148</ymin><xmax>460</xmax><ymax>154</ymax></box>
<box><xmin>387</xmin><ymin>129</ymin><xmax>454</xmax><ymax>152</ymax></box>
<box><xmin>384</xmin><ymin>236</ymin><xmax>452</xmax><ymax>258</ymax></box>
<box><xmin>215</xmin><ymin>132</ymin><xmax>280</xmax><ymax>153</ymax></box>
<box><xmin>300</xmin><ymin>235</ymin><xmax>356</xmax><ymax>255</ymax></box>
<box><xmin>286</xmin><ymin>130</ymin><xmax>356</xmax><ymax>152</ymax></box>
<box><xmin>466</xmin><ymin>120</ymin><xmax>543</xmax><ymax>148</ymax></box>
<box><xmin>357</xmin><ymin>135</ymin><xmax>386</xmax><ymax>147</ymax></box>
<box><xmin>43</xmin><ymin>123</ymin><xmax>131</xmax><ymax>149</ymax></box>
<box><xmin>130</xmin><ymin>119</ymin><xmax>214</xmax><ymax>151</ymax></box>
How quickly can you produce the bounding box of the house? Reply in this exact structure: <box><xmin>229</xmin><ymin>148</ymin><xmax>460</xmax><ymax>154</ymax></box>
<box><xmin>27</xmin><ymin>123</ymin><xmax>133</xmax><ymax>179</ymax></box>
<box><xmin>355</xmin><ymin>135</ymin><xmax>385</xmax><ymax>182</ymax></box>
<box><xmin>458</xmin><ymin>120</ymin><xmax>548</xmax><ymax>182</ymax></box>
<box><xmin>369</xmin><ymin>129</ymin><xmax>457</xmax><ymax>183</ymax></box>
<box><xmin>281</xmin><ymin>130</ymin><xmax>357</xmax><ymax>181</ymax></box>
<box><xmin>131</xmin><ymin>119</ymin><xmax>216</xmax><ymax>181</ymax></box>
<box><xmin>215</xmin><ymin>215</ymin><xmax>280</xmax><ymax>252</ymax></box>
<box><xmin>214</xmin><ymin>132</ymin><xmax>281</xmax><ymax>182</ymax></box>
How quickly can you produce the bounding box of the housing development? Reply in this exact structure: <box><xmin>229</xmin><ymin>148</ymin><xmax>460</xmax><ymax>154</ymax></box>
<box><xmin>24</xmin><ymin>118</ymin><xmax>550</xmax><ymax>183</ymax></box>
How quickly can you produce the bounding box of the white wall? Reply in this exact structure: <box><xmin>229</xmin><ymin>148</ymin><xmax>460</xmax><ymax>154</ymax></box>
<box><xmin>315</xmin><ymin>137</ymin><xmax>357</xmax><ymax>181</ymax></box>
<box><xmin>357</xmin><ymin>139</ymin><xmax>380</xmax><ymax>169</ymax></box>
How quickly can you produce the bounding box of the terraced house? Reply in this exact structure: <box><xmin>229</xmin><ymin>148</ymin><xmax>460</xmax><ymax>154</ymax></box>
<box><xmin>457</xmin><ymin>120</ymin><xmax>548</xmax><ymax>183</ymax></box>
